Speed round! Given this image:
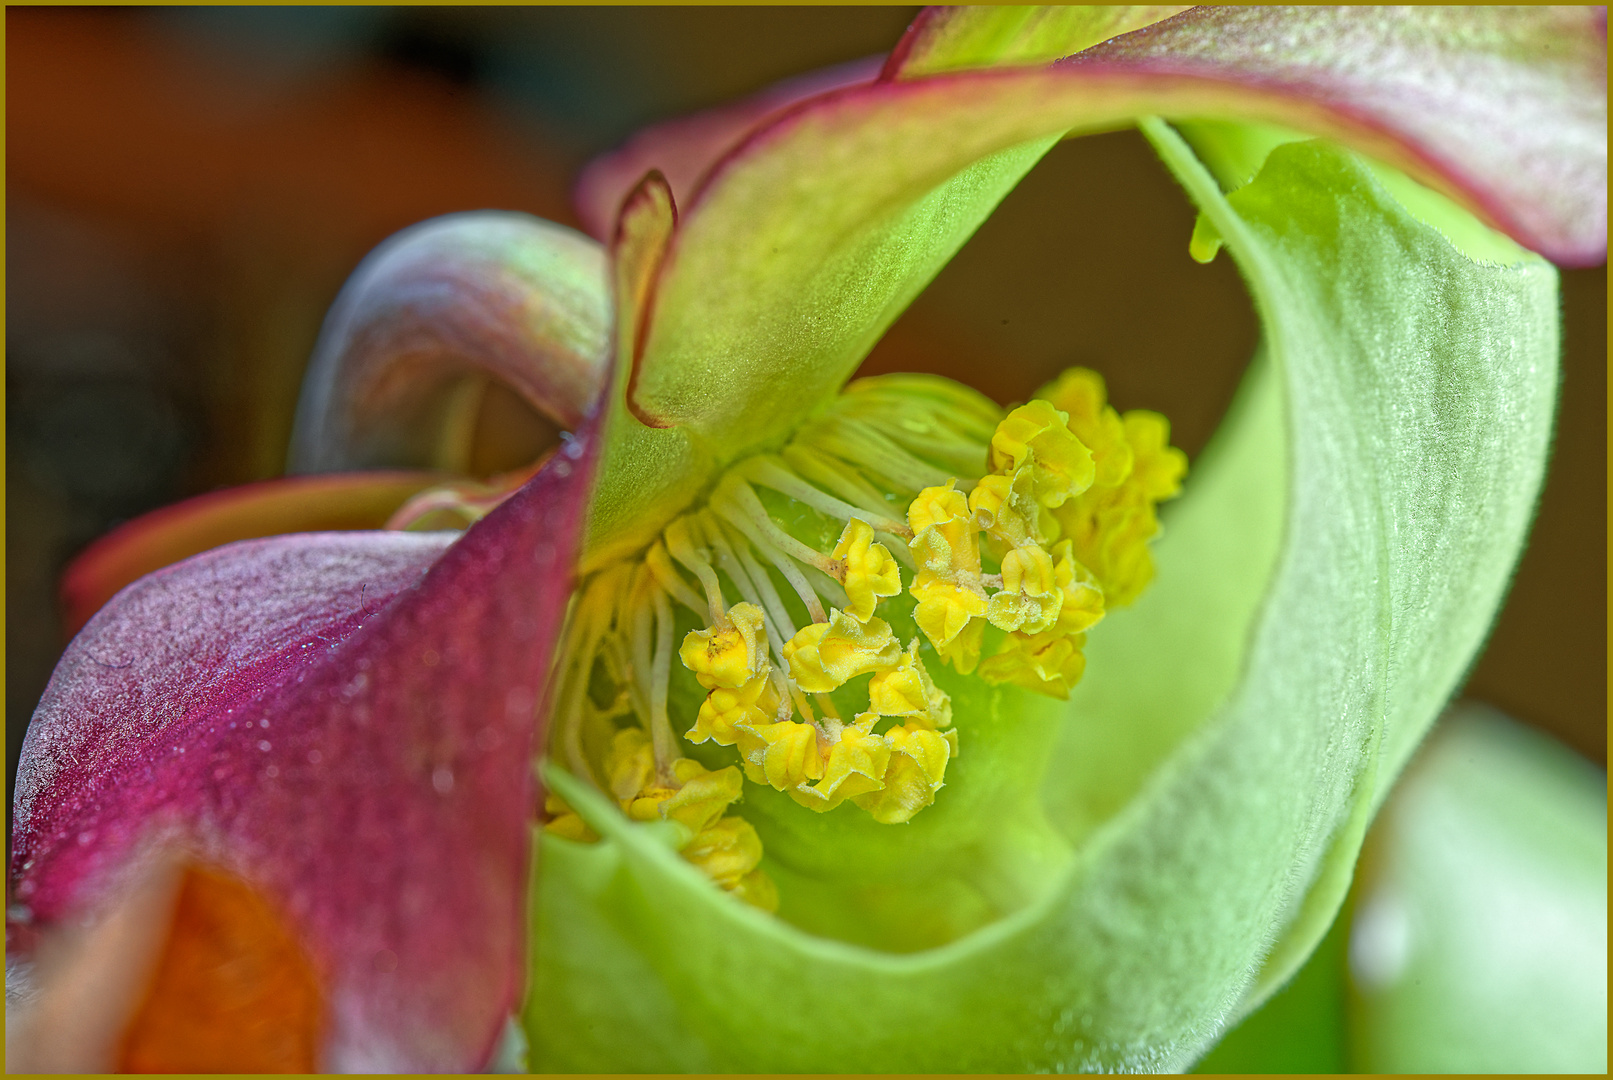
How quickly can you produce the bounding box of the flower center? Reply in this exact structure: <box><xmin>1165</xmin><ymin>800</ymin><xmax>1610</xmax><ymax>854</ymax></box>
<box><xmin>523</xmin><ymin>368</ymin><xmax>1186</xmax><ymax>912</ymax></box>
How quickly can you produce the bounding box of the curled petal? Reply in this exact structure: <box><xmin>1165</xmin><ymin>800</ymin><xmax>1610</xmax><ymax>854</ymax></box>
<box><xmin>1072</xmin><ymin>6</ymin><xmax>1608</xmax><ymax>266</ymax></box>
<box><xmin>578</xmin><ymin>6</ymin><xmax>1602</xmax><ymax>562</ymax></box>
<box><xmin>290</xmin><ymin>212</ymin><xmax>608</xmax><ymax>473</ymax></box>
<box><xmin>529</xmin><ymin>134</ymin><xmax>1558</xmax><ymax>1070</ymax></box>
<box><xmin>12</xmin><ymin>429</ymin><xmax>598</xmax><ymax>1070</ymax></box>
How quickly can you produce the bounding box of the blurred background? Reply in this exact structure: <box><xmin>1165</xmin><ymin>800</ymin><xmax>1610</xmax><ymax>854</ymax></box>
<box><xmin>5</xmin><ymin>9</ymin><xmax>1605</xmax><ymax>1059</ymax></box>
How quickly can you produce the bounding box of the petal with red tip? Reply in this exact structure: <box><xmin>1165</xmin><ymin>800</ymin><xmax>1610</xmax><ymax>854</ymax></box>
<box><xmin>11</xmin><ymin>428</ymin><xmax>597</xmax><ymax>1071</ymax></box>
<box><xmin>61</xmin><ymin>470</ymin><xmax>441</xmax><ymax>638</ymax></box>
<box><xmin>571</xmin><ymin>56</ymin><xmax>885</xmax><ymax>243</ymax></box>
<box><xmin>593</xmin><ymin>6</ymin><xmax>1599</xmax><ymax>531</ymax></box>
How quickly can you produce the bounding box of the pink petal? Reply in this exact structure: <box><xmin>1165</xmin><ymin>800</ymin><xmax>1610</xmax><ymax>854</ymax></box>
<box><xmin>10</xmin><ymin>430</ymin><xmax>597</xmax><ymax>1071</ymax></box>
<box><xmin>1070</xmin><ymin>6</ymin><xmax>1607</xmax><ymax>266</ymax></box>
<box><xmin>571</xmin><ymin>55</ymin><xmax>885</xmax><ymax>242</ymax></box>
<box><xmin>61</xmin><ymin>471</ymin><xmax>442</xmax><ymax>638</ymax></box>
<box><xmin>290</xmin><ymin>212</ymin><xmax>609</xmax><ymax>473</ymax></box>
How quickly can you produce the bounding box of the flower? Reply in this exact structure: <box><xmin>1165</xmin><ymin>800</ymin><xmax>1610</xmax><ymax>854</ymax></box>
<box><xmin>7</xmin><ymin>6</ymin><xmax>1605</xmax><ymax>1073</ymax></box>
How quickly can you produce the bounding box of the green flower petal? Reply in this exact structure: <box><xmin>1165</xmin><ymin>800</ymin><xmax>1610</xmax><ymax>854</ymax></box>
<box><xmin>583</xmin><ymin>7</ymin><xmax>1597</xmax><ymax>559</ymax></box>
<box><xmin>528</xmin><ymin>134</ymin><xmax>1558</xmax><ymax>1069</ymax></box>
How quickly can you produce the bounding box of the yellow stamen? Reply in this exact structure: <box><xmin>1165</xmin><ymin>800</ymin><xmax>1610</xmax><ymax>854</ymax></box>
<box><xmin>782</xmin><ymin>609</ymin><xmax>902</xmax><ymax>693</ymax></box>
<box><xmin>867</xmin><ymin>640</ymin><xmax>952</xmax><ymax>730</ymax></box>
<box><xmin>1038</xmin><ymin>367</ymin><xmax>1133</xmax><ymax>488</ymax></box>
<box><xmin>978</xmin><ymin>629</ymin><xmax>1089</xmax><ymax>699</ymax></box>
<box><xmin>681</xmin><ymin>817</ymin><xmax>766</xmax><ymax>891</ymax></box>
<box><xmin>688</xmin><ymin>673</ymin><xmax>778</xmax><ymax>747</ymax></box>
<box><xmin>832</xmin><ymin>518</ymin><xmax>903</xmax><ymax>622</ymax></box>
<box><xmin>742</xmin><ymin>719</ymin><xmax>826</xmax><ymax>789</ymax></box>
<box><xmin>1045</xmin><ymin>378</ymin><xmax>1187</xmax><ymax>607</ymax></box>
<box><xmin>907</xmin><ymin>480</ymin><xmax>989</xmax><ymax>670</ymax></box>
<box><xmin>679</xmin><ymin>601</ymin><xmax>768</xmax><ymax>690</ymax></box>
<box><xmin>788</xmin><ymin>716</ymin><xmax>891</xmax><ymax>812</ymax></box>
<box><xmin>986</xmin><ymin>544</ymin><xmax>1061</xmax><ymax>633</ymax></box>
<box><xmin>853</xmin><ymin>722</ymin><xmax>954</xmax><ymax>824</ymax></box>
<box><xmin>986</xmin><ymin>399</ymin><xmax>1094</xmax><ymax>509</ymax></box>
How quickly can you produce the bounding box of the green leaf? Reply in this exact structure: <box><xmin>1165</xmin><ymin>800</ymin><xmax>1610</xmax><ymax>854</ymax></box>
<box><xmin>1350</xmin><ymin>704</ymin><xmax>1607</xmax><ymax>1073</ymax></box>
<box><xmin>528</xmin><ymin>133</ymin><xmax>1558</xmax><ymax>1069</ymax></box>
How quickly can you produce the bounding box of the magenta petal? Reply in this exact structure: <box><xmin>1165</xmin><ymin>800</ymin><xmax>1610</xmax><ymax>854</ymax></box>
<box><xmin>10</xmin><ymin>429</ymin><xmax>597</xmax><ymax>1071</ymax></box>
<box><xmin>290</xmin><ymin>212</ymin><xmax>609</xmax><ymax>473</ymax></box>
<box><xmin>1072</xmin><ymin>6</ymin><xmax>1607</xmax><ymax>266</ymax></box>
<box><xmin>571</xmin><ymin>55</ymin><xmax>884</xmax><ymax>242</ymax></box>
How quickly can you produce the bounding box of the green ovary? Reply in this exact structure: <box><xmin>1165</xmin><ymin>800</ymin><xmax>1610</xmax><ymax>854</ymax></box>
<box><xmin>543</xmin><ymin>367</ymin><xmax>1185</xmax><ymax>951</ymax></box>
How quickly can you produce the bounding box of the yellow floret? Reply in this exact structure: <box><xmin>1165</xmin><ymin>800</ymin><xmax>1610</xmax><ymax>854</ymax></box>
<box><xmin>726</xmin><ymin>867</ymin><xmax>781</xmax><ymax>912</ymax></box>
<box><xmin>687</xmin><ymin>672</ymin><xmax>779</xmax><ymax>746</ymax></box>
<box><xmin>910</xmin><ymin>572</ymin><xmax>987</xmax><ymax>650</ymax></box>
<box><xmin>681</xmin><ymin>816</ymin><xmax>766</xmax><ymax>887</ymax></box>
<box><xmin>832</xmin><ymin>517</ymin><xmax>903</xmax><ymax>621</ymax></box>
<box><xmin>909</xmin><ymin>482</ymin><xmax>983</xmax><ymax>577</ymax></box>
<box><xmin>656</xmin><ymin>757</ymin><xmax>745</xmax><ymax>833</ymax></box>
<box><xmin>986</xmin><ymin>544</ymin><xmax>1062</xmax><ymax>634</ymax></box>
<box><xmin>1051</xmin><ymin>410</ymin><xmax>1186</xmax><ymax>607</ymax></box>
<box><xmin>987</xmin><ymin>400</ymin><xmax>1095</xmax><ymax>509</ymax></box>
<box><xmin>1049</xmin><ymin>540</ymin><xmax>1105</xmax><ymax>636</ymax></box>
<box><xmin>541</xmin><ymin>791</ymin><xmax>599</xmax><ymax>842</ymax></box>
<box><xmin>907</xmin><ymin>479</ymin><xmax>971</xmax><ymax>535</ymax></box>
<box><xmin>742</xmin><ymin>719</ymin><xmax>826</xmax><ymax>790</ymax></box>
<box><xmin>978</xmin><ymin>628</ymin><xmax>1089</xmax><ymax>699</ymax></box>
<box><xmin>782</xmin><ymin>609</ymin><xmax>902</xmax><ymax>693</ymax></box>
<box><xmin>679</xmin><ymin>601</ymin><xmax>768</xmax><ymax>690</ymax></box>
<box><xmin>906</xmin><ymin>481</ymin><xmax>990</xmax><ymax>671</ymax></box>
<box><xmin>604</xmin><ymin>726</ymin><xmax>655</xmax><ymax>804</ymax></box>
<box><xmin>934</xmin><ymin>615</ymin><xmax>985</xmax><ymax>675</ymax></box>
<box><xmin>1038</xmin><ymin>367</ymin><xmax>1133</xmax><ymax>488</ymax></box>
<box><xmin>854</xmin><ymin>722</ymin><xmax>954</xmax><ymax>824</ymax></box>
<box><xmin>968</xmin><ymin>464</ymin><xmax>1055</xmax><ymax>550</ymax></box>
<box><xmin>790</xmin><ymin>718</ymin><xmax>892</xmax><ymax>812</ymax></box>
<box><xmin>867</xmin><ymin>640</ymin><xmax>952</xmax><ymax>729</ymax></box>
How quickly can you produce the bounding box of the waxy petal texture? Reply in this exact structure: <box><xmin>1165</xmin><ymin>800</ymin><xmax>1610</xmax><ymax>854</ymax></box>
<box><xmin>12</xmin><ymin>428</ymin><xmax>598</xmax><ymax>1071</ymax></box>
<box><xmin>291</xmin><ymin>212</ymin><xmax>608</xmax><ymax>473</ymax></box>
<box><xmin>886</xmin><ymin>5</ymin><xmax>1191</xmax><ymax>77</ymax></box>
<box><xmin>61</xmin><ymin>471</ymin><xmax>441</xmax><ymax>637</ymax></box>
<box><xmin>579</xmin><ymin>7</ymin><xmax>1601</xmax><ymax>562</ymax></box>
<box><xmin>573</xmin><ymin>56</ymin><xmax>885</xmax><ymax>243</ymax></box>
<box><xmin>1075</xmin><ymin>6</ymin><xmax>1608</xmax><ymax>267</ymax></box>
<box><xmin>529</xmin><ymin>135</ymin><xmax>1558</xmax><ymax>1070</ymax></box>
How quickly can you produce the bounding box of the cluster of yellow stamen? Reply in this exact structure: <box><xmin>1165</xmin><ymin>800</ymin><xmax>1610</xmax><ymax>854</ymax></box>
<box><xmin>536</xmin><ymin>369</ymin><xmax>1182</xmax><ymax>908</ymax></box>
<box><xmin>676</xmin><ymin>528</ymin><xmax>957</xmax><ymax>825</ymax></box>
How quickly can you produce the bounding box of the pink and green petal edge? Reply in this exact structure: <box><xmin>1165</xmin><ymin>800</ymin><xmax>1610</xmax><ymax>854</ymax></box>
<box><xmin>572</xmin><ymin>56</ymin><xmax>886</xmax><ymax>243</ymax></box>
<box><xmin>61</xmin><ymin>470</ymin><xmax>442</xmax><ymax>637</ymax></box>
<box><xmin>289</xmin><ymin>211</ymin><xmax>609</xmax><ymax>474</ymax></box>
<box><xmin>10</xmin><ymin>428</ymin><xmax>599</xmax><ymax>1071</ymax></box>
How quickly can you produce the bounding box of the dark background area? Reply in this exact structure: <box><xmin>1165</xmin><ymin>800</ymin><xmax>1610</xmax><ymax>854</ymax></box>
<box><xmin>7</xmin><ymin>6</ymin><xmax>1605</xmax><ymax>825</ymax></box>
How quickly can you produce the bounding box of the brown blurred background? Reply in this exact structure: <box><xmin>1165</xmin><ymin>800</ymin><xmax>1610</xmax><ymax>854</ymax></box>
<box><xmin>6</xmin><ymin>7</ymin><xmax>1604</xmax><ymax>817</ymax></box>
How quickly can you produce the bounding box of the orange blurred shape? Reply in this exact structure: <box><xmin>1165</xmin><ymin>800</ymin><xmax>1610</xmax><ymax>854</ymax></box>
<box><xmin>116</xmin><ymin>864</ymin><xmax>324</xmax><ymax>1074</ymax></box>
<box><xmin>62</xmin><ymin>470</ymin><xmax>440</xmax><ymax>638</ymax></box>
<box><xmin>6</xmin><ymin>8</ymin><xmax>572</xmax><ymax>244</ymax></box>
